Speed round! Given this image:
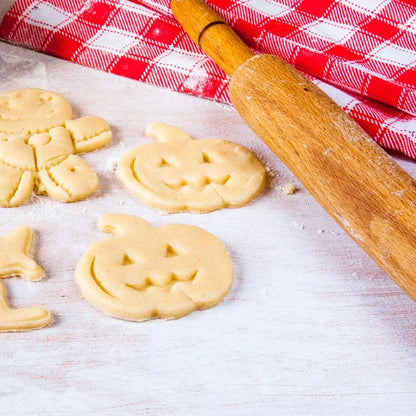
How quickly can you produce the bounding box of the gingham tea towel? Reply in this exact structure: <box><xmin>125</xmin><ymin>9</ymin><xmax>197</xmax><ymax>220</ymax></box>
<box><xmin>1</xmin><ymin>0</ymin><xmax>415</xmax><ymax>158</ymax></box>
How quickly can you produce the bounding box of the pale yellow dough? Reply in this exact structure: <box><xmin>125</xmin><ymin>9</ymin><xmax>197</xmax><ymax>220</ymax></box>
<box><xmin>75</xmin><ymin>214</ymin><xmax>233</xmax><ymax>321</ymax></box>
<box><xmin>0</xmin><ymin>88</ymin><xmax>112</xmax><ymax>207</ymax></box>
<box><xmin>0</xmin><ymin>225</ymin><xmax>52</xmax><ymax>331</ymax></box>
<box><xmin>116</xmin><ymin>123</ymin><xmax>266</xmax><ymax>213</ymax></box>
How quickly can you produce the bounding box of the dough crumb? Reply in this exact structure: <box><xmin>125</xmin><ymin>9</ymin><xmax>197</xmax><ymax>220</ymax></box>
<box><xmin>282</xmin><ymin>183</ymin><xmax>297</xmax><ymax>195</ymax></box>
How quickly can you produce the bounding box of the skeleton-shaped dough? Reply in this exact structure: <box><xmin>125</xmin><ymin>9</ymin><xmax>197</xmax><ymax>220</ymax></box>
<box><xmin>0</xmin><ymin>88</ymin><xmax>112</xmax><ymax>207</ymax></box>
<box><xmin>75</xmin><ymin>214</ymin><xmax>233</xmax><ymax>321</ymax></box>
<box><xmin>116</xmin><ymin>123</ymin><xmax>266</xmax><ymax>213</ymax></box>
<box><xmin>0</xmin><ymin>225</ymin><xmax>52</xmax><ymax>331</ymax></box>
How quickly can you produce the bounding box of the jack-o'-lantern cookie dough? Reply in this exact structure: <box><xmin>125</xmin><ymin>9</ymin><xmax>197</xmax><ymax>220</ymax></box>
<box><xmin>116</xmin><ymin>123</ymin><xmax>266</xmax><ymax>213</ymax></box>
<box><xmin>75</xmin><ymin>214</ymin><xmax>233</xmax><ymax>321</ymax></box>
<box><xmin>0</xmin><ymin>225</ymin><xmax>52</xmax><ymax>331</ymax></box>
<box><xmin>0</xmin><ymin>88</ymin><xmax>112</xmax><ymax>207</ymax></box>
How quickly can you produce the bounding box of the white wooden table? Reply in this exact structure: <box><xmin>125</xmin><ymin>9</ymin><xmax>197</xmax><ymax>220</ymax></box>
<box><xmin>2</xmin><ymin>2</ymin><xmax>416</xmax><ymax>415</ymax></box>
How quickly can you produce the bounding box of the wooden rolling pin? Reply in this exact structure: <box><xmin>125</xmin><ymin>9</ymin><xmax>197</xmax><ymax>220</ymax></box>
<box><xmin>171</xmin><ymin>0</ymin><xmax>416</xmax><ymax>301</ymax></box>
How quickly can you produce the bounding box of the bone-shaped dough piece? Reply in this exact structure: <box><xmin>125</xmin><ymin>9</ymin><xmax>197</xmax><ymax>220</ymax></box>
<box><xmin>0</xmin><ymin>88</ymin><xmax>111</xmax><ymax>207</ymax></box>
<box><xmin>116</xmin><ymin>123</ymin><xmax>266</xmax><ymax>213</ymax></box>
<box><xmin>0</xmin><ymin>225</ymin><xmax>52</xmax><ymax>331</ymax></box>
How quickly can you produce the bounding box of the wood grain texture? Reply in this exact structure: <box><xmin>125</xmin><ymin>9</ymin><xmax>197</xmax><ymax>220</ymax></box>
<box><xmin>2</xmin><ymin>1</ymin><xmax>416</xmax><ymax>415</ymax></box>
<box><xmin>172</xmin><ymin>0</ymin><xmax>416</xmax><ymax>303</ymax></box>
<box><xmin>230</xmin><ymin>54</ymin><xmax>416</xmax><ymax>302</ymax></box>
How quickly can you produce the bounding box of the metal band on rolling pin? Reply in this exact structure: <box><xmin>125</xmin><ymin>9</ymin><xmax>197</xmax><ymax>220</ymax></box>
<box><xmin>198</xmin><ymin>21</ymin><xmax>227</xmax><ymax>47</ymax></box>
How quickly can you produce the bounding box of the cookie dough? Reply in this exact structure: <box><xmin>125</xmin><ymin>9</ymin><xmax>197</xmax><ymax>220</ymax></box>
<box><xmin>282</xmin><ymin>183</ymin><xmax>297</xmax><ymax>195</ymax></box>
<box><xmin>0</xmin><ymin>88</ymin><xmax>112</xmax><ymax>207</ymax></box>
<box><xmin>75</xmin><ymin>214</ymin><xmax>233</xmax><ymax>321</ymax></box>
<box><xmin>116</xmin><ymin>123</ymin><xmax>266</xmax><ymax>213</ymax></box>
<box><xmin>0</xmin><ymin>225</ymin><xmax>52</xmax><ymax>331</ymax></box>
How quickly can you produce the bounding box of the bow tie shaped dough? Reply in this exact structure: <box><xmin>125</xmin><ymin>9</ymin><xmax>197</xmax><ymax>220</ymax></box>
<box><xmin>0</xmin><ymin>225</ymin><xmax>52</xmax><ymax>331</ymax></box>
<box><xmin>0</xmin><ymin>88</ymin><xmax>112</xmax><ymax>207</ymax></box>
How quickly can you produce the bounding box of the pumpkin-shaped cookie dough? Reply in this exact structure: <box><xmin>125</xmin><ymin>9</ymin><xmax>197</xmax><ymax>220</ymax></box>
<box><xmin>116</xmin><ymin>123</ymin><xmax>266</xmax><ymax>213</ymax></box>
<box><xmin>75</xmin><ymin>214</ymin><xmax>233</xmax><ymax>321</ymax></box>
<box><xmin>0</xmin><ymin>88</ymin><xmax>112</xmax><ymax>207</ymax></box>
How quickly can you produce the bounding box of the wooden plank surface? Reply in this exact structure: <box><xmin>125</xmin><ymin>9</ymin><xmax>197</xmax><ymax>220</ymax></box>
<box><xmin>1</xmin><ymin>2</ymin><xmax>416</xmax><ymax>415</ymax></box>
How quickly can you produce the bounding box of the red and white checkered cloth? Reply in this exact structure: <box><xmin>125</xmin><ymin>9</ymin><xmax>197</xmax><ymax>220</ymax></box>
<box><xmin>1</xmin><ymin>0</ymin><xmax>416</xmax><ymax>158</ymax></box>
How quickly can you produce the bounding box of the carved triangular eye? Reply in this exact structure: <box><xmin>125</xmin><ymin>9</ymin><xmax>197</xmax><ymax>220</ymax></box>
<box><xmin>218</xmin><ymin>174</ymin><xmax>230</xmax><ymax>185</ymax></box>
<box><xmin>160</xmin><ymin>158</ymin><xmax>171</xmax><ymax>167</ymax></box>
<box><xmin>201</xmin><ymin>152</ymin><xmax>212</xmax><ymax>163</ymax></box>
<box><xmin>165</xmin><ymin>244</ymin><xmax>178</xmax><ymax>257</ymax></box>
<box><xmin>122</xmin><ymin>253</ymin><xmax>135</xmax><ymax>265</ymax></box>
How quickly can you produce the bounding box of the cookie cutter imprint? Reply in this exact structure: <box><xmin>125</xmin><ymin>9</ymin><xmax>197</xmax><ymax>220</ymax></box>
<box><xmin>75</xmin><ymin>214</ymin><xmax>233</xmax><ymax>321</ymax></box>
<box><xmin>0</xmin><ymin>225</ymin><xmax>52</xmax><ymax>331</ymax></box>
<box><xmin>116</xmin><ymin>123</ymin><xmax>266</xmax><ymax>213</ymax></box>
<box><xmin>0</xmin><ymin>88</ymin><xmax>112</xmax><ymax>207</ymax></box>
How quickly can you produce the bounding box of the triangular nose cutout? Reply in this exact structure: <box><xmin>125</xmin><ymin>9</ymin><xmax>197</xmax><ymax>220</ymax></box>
<box><xmin>165</xmin><ymin>244</ymin><xmax>178</xmax><ymax>257</ymax></box>
<box><xmin>122</xmin><ymin>253</ymin><xmax>134</xmax><ymax>265</ymax></box>
<box><xmin>160</xmin><ymin>158</ymin><xmax>171</xmax><ymax>167</ymax></box>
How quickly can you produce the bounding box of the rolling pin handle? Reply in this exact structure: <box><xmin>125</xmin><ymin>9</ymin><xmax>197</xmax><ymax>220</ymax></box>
<box><xmin>171</xmin><ymin>0</ymin><xmax>255</xmax><ymax>76</ymax></box>
<box><xmin>197</xmin><ymin>21</ymin><xmax>227</xmax><ymax>47</ymax></box>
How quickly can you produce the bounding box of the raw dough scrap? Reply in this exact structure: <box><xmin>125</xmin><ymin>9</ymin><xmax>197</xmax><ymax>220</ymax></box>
<box><xmin>0</xmin><ymin>88</ymin><xmax>112</xmax><ymax>207</ymax></box>
<box><xmin>282</xmin><ymin>183</ymin><xmax>297</xmax><ymax>195</ymax></box>
<box><xmin>116</xmin><ymin>123</ymin><xmax>266</xmax><ymax>213</ymax></box>
<box><xmin>0</xmin><ymin>225</ymin><xmax>52</xmax><ymax>331</ymax></box>
<box><xmin>75</xmin><ymin>214</ymin><xmax>233</xmax><ymax>321</ymax></box>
